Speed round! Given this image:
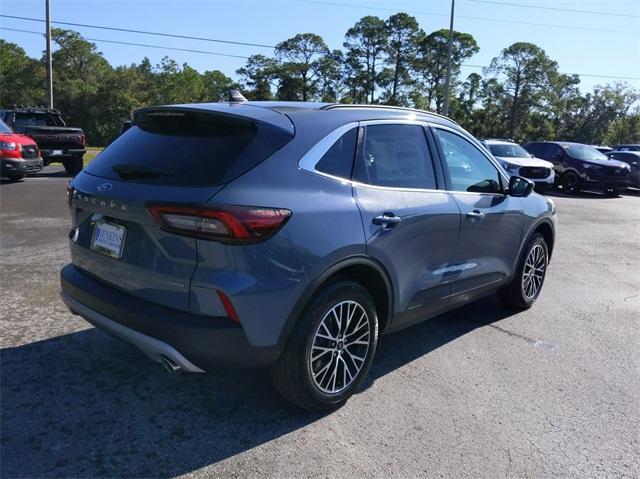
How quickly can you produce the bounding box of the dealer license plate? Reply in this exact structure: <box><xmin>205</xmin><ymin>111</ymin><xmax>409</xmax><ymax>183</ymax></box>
<box><xmin>90</xmin><ymin>222</ymin><xmax>126</xmax><ymax>259</ymax></box>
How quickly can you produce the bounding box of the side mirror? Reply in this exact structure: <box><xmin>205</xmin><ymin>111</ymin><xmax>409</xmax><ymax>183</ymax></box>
<box><xmin>508</xmin><ymin>176</ymin><xmax>534</xmax><ymax>197</ymax></box>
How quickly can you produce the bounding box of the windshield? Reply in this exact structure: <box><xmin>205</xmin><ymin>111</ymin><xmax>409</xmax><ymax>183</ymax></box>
<box><xmin>0</xmin><ymin>119</ymin><xmax>13</xmax><ymax>134</ymax></box>
<box><xmin>488</xmin><ymin>143</ymin><xmax>531</xmax><ymax>158</ymax></box>
<box><xmin>565</xmin><ymin>144</ymin><xmax>608</xmax><ymax>161</ymax></box>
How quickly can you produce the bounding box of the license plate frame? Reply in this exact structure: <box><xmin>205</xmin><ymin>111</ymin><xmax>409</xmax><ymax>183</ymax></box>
<box><xmin>90</xmin><ymin>221</ymin><xmax>127</xmax><ymax>259</ymax></box>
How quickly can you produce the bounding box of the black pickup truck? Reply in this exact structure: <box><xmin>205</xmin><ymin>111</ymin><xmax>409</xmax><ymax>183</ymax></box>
<box><xmin>0</xmin><ymin>107</ymin><xmax>86</xmax><ymax>175</ymax></box>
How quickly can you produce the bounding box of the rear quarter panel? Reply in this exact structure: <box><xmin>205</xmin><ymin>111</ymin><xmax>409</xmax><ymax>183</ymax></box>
<box><xmin>190</xmin><ymin>120</ymin><xmax>366</xmax><ymax>347</ymax></box>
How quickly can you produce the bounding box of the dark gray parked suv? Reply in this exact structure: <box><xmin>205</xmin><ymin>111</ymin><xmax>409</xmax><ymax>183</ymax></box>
<box><xmin>60</xmin><ymin>100</ymin><xmax>556</xmax><ymax>410</ymax></box>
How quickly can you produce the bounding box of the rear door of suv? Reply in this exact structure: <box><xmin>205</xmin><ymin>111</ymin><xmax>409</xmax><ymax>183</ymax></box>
<box><xmin>68</xmin><ymin>105</ymin><xmax>294</xmax><ymax>311</ymax></box>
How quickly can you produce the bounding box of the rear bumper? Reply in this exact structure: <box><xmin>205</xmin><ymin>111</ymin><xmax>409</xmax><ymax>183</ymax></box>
<box><xmin>1</xmin><ymin>157</ymin><xmax>43</xmax><ymax>176</ymax></box>
<box><xmin>60</xmin><ymin>264</ymin><xmax>282</xmax><ymax>371</ymax></box>
<box><xmin>42</xmin><ymin>149</ymin><xmax>85</xmax><ymax>162</ymax></box>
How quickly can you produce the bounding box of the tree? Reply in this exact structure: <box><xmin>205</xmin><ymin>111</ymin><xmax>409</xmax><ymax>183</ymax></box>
<box><xmin>343</xmin><ymin>16</ymin><xmax>388</xmax><ymax>103</ymax></box>
<box><xmin>566</xmin><ymin>83</ymin><xmax>639</xmax><ymax>143</ymax></box>
<box><xmin>50</xmin><ymin>29</ymin><xmax>112</xmax><ymax>143</ymax></box>
<box><xmin>413</xmin><ymin>29</ymin><xmax>479</xmax><ymax>113</ymax></box>
<box><xmin>486</xmin><ymin>42</ymin><xmax>558</xmax><ymax>138</ymax></box>
<box><xmin>604</xmin><ymin>113</ymin><xmax>640</xmax><ymax>145</ymax></box>
<box><xmin>0</xmin><ymin>40</ymin><xmax>46</xmax><ymax>106</ymax></box>
<box><xmin>316</xmin><ymin>50</ymin><xmax>344</xmax><ymax>102</ymax></box>
<box><xmin>201</xmin><ymin>70</ymin><xmax>236</xmax><ymax>102</ymax></box>
<box><xmin>383</xmin><ymin>13</ymin><xmax>423</xmax><ymax>106</ymax></box>
<box><xmin>236</xmin><ymin>54</ymin><xmax>280</xmax><ymax>100</ymax></box>
<box><xmin>275</xmin><ymin>33</ymin><xmax>329</xmax><ymax>101</ymax></box>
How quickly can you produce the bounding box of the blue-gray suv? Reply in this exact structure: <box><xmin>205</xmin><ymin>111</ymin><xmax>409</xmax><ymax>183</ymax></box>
<box><xmin>60</xmin><ymin>100</ymin><xmax>556</xmax><ymax>410</ymax></box>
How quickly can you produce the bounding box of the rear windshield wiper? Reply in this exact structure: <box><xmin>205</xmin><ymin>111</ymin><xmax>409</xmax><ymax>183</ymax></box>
<box><xmin>112</xmin><ymin>164</ymin><xmax>174</xmax><ymax>179</ymax></box>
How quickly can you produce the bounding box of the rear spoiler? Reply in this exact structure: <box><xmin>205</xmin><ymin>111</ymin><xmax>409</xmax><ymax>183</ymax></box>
<box><xmin>133</xmin><ymin>104</ymin><xmax>295</xmax><ymax>136</ymax></box>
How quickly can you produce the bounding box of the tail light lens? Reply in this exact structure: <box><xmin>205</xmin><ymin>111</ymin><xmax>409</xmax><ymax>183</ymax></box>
<box><xmin>147</xmin><ymin>204</ymin><xmax>291</xmax><ymax>243</ymax></box>
<box><xmin>80</xmin><ymin>133</ymin><xmax>86</xmax><ymax>146</ymax></box>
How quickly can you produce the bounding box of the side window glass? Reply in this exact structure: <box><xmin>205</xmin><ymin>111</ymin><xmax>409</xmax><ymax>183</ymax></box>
<box><xmin>525</xmin><ymin>143</ymin><xmax>540</xmax><ymax>156</ymax></box>
<box><xmin>353</xmin><ymin>124</ymin><xmax>437</xmax><ymax>189</ymax></box>
<box><xmin>315</xmin><ymin>128</ymin><xmax>357</xmax><ymax>179</ymax></box>
<box><xmin>435</xmin><ymin>129</ymin><xmax>502</xmax><ymax>194</ymax></box>
<box><xmin>543</xmin><ymin>144</ymin><xmax>561</xmax><ymax>159</ymax></box>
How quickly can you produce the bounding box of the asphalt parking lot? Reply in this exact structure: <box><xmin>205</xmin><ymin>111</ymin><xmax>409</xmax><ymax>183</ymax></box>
<box><xmin>1</xmin><ymin>166</ymin><xmax>639</xmax><ymax>478</ymax></box>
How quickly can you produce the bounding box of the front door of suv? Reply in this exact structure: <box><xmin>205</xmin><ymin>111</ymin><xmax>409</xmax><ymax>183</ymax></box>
<box><xmin>432</xmin><ymin>126</ymin><xmax>525</xmax><ymax>306</ymax></box>
<box><xmin>351</xmin><ymin>122</ymin><xmax>460</xmax><ymax>330</ymax></box>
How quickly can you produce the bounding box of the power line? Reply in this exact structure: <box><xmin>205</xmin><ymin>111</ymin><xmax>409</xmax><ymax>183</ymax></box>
<box><xmin>4</xmin><ymin>26</ymin><xmax>639</xmax><ymax>82</ymax></box>
<box><xmin>0</xmin><ymin>28</ymin><xmax>250</xmax><ymax>59</ymax></box>
<box><xmin>461</xmin><ymin>63</ymin><xmax>640</xmax><ymax>81</ymax></box>
<box><xmin>296</xmin><ymin>0</ymin><xmax>640</xmax><ymax>35</ymax></box>
<box><xmin>465</xmin><ymin>0</ymin><xmax>640</xmax><ymax>19</ymax></box>
<box><xmin>0</xmin><ymin>14</ymin><xmax>277</xmax><ymax>49</ymax></box>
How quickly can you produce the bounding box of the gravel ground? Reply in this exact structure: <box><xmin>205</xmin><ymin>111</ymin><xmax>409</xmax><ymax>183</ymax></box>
<box><xmin>1</xmin><ymin>166</ymin><xmax>639</xmax><ymax>478</ymax></box>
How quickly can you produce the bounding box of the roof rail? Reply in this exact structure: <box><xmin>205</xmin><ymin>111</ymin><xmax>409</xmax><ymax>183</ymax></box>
<box><xmin>320</xmin><ymin>103</ymin><xmax>459</xmax><ymax>125</ymax></box>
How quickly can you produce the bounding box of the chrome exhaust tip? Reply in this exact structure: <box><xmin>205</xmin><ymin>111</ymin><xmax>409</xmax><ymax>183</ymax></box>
<box><xmin>160</xmin><ymin>356</ymin><xmax>181</xmax><ymax>373</ymax></box>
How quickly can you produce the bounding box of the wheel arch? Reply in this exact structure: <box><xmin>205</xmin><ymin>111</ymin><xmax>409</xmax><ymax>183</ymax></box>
<box><xmin>534</xmin><ymin>220</ymin><xmax>555</xmax><ymax>261</ymax></box>
<box><xmin>277</xmin><ymin>255</ymin><xmax>394</xmax><ymax>349</ymax></box>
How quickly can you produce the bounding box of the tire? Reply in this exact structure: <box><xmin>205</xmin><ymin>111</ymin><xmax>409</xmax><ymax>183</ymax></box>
<box><xmin>560</xmin><ymin>171</ymin><xmax>581</xmax><ymax>194</ymax></box>
<box><xmin>498</xmin><ymin>233</ymin><xmax>548</xmax><ymax>309</ymax></box>
<box><xmin>270</xmin><ymin>279</ymin><xmax>379</xmax><ymax>411</ymax></box>
<box><xmin>63</xmin><ymin>155</ymin><xmax>84</xmax><ymax>176</ymax></box>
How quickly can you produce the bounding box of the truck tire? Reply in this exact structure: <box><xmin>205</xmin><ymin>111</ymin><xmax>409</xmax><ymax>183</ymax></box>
<box><xmin>63</xmin><ymin>155</ymin><xmax>84</xmax><ymax>176</ymax></box>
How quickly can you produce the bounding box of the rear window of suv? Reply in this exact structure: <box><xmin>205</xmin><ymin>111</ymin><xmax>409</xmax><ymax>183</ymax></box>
<box><xmin>84</xmin><ymin>110</ymin><xmax>293</xmax><ymax>186</ymax></box>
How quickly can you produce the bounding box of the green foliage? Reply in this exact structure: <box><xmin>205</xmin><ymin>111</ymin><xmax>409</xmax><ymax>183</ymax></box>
<box><xmin>0</xmin><ymin>40</ymin><xmax>46</xmax><ymax>106</ymax></box>
<box><xmin>413</xmin><ymin>29</ymin><xmax>479</xmax><ymax>113</ymax></box>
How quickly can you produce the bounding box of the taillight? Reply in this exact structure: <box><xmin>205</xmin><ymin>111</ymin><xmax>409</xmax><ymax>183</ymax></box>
<box><xmin>146</xmin><ymin>204</ymin><xmax>291</xmax><ymax>242</ymax></box>
<box><xmin>80</xmin><ymin>133</ymin><xmax>86</xmax><ymax>146</ymax></box>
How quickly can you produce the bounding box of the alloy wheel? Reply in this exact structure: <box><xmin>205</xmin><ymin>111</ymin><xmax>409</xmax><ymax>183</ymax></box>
<box><xmin>309</xmin><ymin>300</ymin><xmax>371</xmax><ymax>394</ymax></box>
<box><xmin>521</xmin><ymin>244</ymin><xmax>547</xmax><ymax>301</ymax></box>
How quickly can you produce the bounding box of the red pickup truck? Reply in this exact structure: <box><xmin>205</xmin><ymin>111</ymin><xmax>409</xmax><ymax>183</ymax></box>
<box><xmin>0</xmin><ymin>118</ymin><xmax>43</xmax><ymax>182</ymax></box>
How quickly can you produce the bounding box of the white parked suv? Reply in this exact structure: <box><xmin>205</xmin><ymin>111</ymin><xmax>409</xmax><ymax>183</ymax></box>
<box><xmin>482</xmin><ymin>139</ymin><xmax>555</xmax><ymax>191</ymax></box>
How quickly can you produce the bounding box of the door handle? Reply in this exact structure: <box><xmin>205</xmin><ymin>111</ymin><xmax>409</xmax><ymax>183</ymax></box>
<box><xmin>373</xmin><ymin>213</ymin><xmax>402</xmax><ymax>227</ymax></box>
<box><xmin>466</xmin><ymin>210</ymin><xmax>485</xmax><ymax>221</ymax></box>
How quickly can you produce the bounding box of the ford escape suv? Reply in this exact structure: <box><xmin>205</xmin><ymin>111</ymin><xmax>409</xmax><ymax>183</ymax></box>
<box><xmin>61</xmin><ymin>99</ymin><xmax>556</xmax><ymax>411</ymax></box>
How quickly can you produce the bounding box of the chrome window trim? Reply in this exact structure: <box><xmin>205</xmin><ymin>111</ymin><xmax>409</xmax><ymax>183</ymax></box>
<box><xmin>297</xmin><ymin>119</ymin><xmax>510</xmax><ymax>197</ymax></box>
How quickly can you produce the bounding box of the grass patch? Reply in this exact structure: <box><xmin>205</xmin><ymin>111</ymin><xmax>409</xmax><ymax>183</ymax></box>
<box><xmin>84</xmin><ymin>148</ymin><xmax>103</xmax><ymax>165</ymax></box>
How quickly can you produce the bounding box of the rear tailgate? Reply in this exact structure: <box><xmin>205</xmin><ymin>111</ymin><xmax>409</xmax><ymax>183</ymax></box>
<box><xmin>68</xmin><ymin>104</ymin><xmax>294</xmax><ymax>311</ymax></box>
<box><xmin>24</xmin><ymin>126</ymin><xmax>84</xmax><ymax>150</ymax></box>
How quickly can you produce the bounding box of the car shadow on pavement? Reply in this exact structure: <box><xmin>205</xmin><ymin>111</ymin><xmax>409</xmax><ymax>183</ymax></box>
<box><xmin>0</xmin><ymin>296</ymin><xmax>514</xmax><ymax>478</ymax></box>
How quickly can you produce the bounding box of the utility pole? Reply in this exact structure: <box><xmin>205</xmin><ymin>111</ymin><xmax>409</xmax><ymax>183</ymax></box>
<box><xmin>442</xmin><ymin>0</ymin><xmax>455</xmax><ymax>117</ymax></box>
<box><xmin>45</xmin><ymin>0</ymin><xmax>53</xmax><ymax>108</ymax></box>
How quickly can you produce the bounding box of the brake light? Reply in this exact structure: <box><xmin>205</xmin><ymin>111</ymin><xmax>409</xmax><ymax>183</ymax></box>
<box><xmin>80</xmin><ymin>133</ymin><xmax>86</xmax><ymax>146</ymax></box>
<box><xmin>147</xmin><ymin>204</ymin><xmax>291</xmax><ymax>242</ymax></box>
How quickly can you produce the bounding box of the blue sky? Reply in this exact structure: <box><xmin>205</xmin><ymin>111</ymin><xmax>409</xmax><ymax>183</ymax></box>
<box><xmin>1</xmin><ymin>0</ymin><xmax>639</xmax><ymax>93</ymax></box>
